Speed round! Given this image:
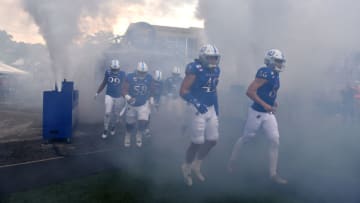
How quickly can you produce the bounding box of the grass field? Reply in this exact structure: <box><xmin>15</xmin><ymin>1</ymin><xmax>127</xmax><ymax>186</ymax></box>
<box><xmin>2</xmin><ymin>98</ymin><xmax>360</xmax><ymax>203</ymax></box>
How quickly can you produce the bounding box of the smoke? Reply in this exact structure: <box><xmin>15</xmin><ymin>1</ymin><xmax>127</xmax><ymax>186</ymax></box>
<box><xmin>18</xmin><ymin>0</ymin><xmax>140</xmax><ymax>122</ymax></box>
<box><xmin>194</xmin><ymin>1</ymin><xmax>360</xmax><ymax>202</ymax></box>
<box><xmin>197</xmin><ymin>0</ymin><xmax>360</xmax><ymax>90</ymax></box>
<box><xmin>21</xmin><ymin>0</ymin><xmax>134</xmax><ymax>87</ymax></box>
<box><xmin>6</xmin><ymin>0</ymin><xmax>360</xmax><ymax>202</ymax></box>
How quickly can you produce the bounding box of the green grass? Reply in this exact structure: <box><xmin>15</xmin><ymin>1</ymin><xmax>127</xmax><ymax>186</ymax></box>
<box><xmin>2</xmin><ymin>170</ymin><xmax>153</xmax><ymax>203</ymax></box>
<box><xmin>2</xmin><ymin>169</ymin><xmax>308</xmax><ymax>203</ymax></box>
<box><xmin>3</xmin><ymin>112</ymin><xmax>360</xmax><ymax>203</ymax></box>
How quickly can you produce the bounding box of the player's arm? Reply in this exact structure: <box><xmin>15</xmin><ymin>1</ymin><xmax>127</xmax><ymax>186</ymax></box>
<box><xmin>180</xmin><ymin>74</ymin><xmax>208</xmax><ymax>114</ymax></box>
<box><xmin>122</xmin><ymin>78</ymin><xmax>135</xmax><ymax>104</ymax></box>
<box><xmin>122</xmin><ymin>79</ymin><xmax>130</xmax><ymax>98</ymax></box>
<box><xmin>246</xmin><ymin>78</ymin><xmax>273</xmax><ymax>112</ymax></box>
<box><xmin>180</xmin><ymin>74</ymin><xmax>196</xmax><ymax>97</ymax></box>
<box><xmin>96</xmin><ymin>76</ymin><xmax>107</xmax><ymax>94</ymax></box>
<box><xmin>149</xmin><ymin>79</ymin><xmax>155</xmax><ymax>105</ymax></box>
<box><xmin>214</xmin><ymin>92</ymin><xmax>219</xmax><ymax>116</ymax></box>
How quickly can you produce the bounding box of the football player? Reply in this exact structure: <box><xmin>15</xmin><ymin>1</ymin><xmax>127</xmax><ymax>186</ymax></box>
<box><xmin>165</xmin><ymin>67</ymin><xmax>183</xmax><ymax>99</ymax></box>
<box><xmin>152</xmin><ymin>70</ymin><xmax>164</xmax><ymax>110</ymax></box>
<box><xmin>228</xmin><ymin>49</ymin><xmax>287</xmax><ymax>184</ymax></box>
<box><xmin>180</xmin><ymin>44</ymin><xmax>221</xmax><ymax>186</ymax></box>
<box><xmin>95</xmin><ymin>59</ymin><xmax>126</xmax><ymax>139</ymax></box>
<box><xmin>122</xmin><ymin>61</ymin><xmax>154</xmax><ymax>147</ymax></box>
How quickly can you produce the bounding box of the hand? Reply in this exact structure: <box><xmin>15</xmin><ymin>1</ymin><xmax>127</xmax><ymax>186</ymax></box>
<box><xmin>194</xmin><ymin>102</ymin><xmax>208</xmax><ymax>114</ymax></box>
<box><xmin>149</xmin><ymin>97</ymin><xmax>155</xmax><ymax>105</ymax></box>
<box><xmin>274</xmin><ymin>101</ymin><xmax>279</xmax><ymax>108</ymax></box>
<box><xmin>94</xmin><ymin>93</ymin><xmax>98</xmax><ymax>100</ymax></box>
<box><xmin>125</xmin><ymin>94</ymin><xmax>136</xmax><ymax>105</ymax></box>
<box><xmin>263</xmin><ymin>103</ymin><xmax>276</xmax><ymax>114</ymax></box>
<box><xmin>128</xmin><ymin>98</ymin><xmax>136</xmax><ymax>105</ymax></box>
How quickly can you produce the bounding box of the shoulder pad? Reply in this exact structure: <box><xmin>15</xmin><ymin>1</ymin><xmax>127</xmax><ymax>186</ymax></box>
<box><xmin>186</xmin><ymin>61</ymin><xmax>203</xmax><ymax>74</ymax></box>
<box><xmin>256</xmin><ymin>67</ymin><xmax>274</xmax><ymax>80</ymax></box>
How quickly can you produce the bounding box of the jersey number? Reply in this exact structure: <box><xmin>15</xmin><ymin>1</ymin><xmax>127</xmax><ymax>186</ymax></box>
<box><xmin>108</xmin><ymin>77</ymin><xmax>121</xmax><ymax>84</ymax></box>
<box><xmin>133</xmin><ymin>85</ymin><xmax>148</xmax><ymax>95</ymax></box>
<box><xmin>202</xmin><ymin>77</ymin><xmax>217</xmax><ymax>93</ymax></box>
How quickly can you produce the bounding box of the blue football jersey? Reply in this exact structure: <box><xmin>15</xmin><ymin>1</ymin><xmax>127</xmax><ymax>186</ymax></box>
<box><xmin>185</xmin><ymin>59</ymin><xmax>220</xmax><ymax>106</ymax></box>
<box><xmin>126</xmin><ymin>73</ymin><xmax>153</xmax><ymax>106</ymax></box>
<box><xmin>166</xmin><ymin>75</ymin><xmax>183</xmax><ymax>98</ymax></box>
<box><xmin>251</xmin><ymin>66</ymin><xmax>280</xmax><ymax>112</ymax></box>
<box><xmin>153</xmin><ymin>80</ymin><xmax>163</xmax><ymax>103</ymax></box>
<box><xmin>105</xmin><ymin>69</ymin><xmax>126</xmax><ymax>98</ymax></box>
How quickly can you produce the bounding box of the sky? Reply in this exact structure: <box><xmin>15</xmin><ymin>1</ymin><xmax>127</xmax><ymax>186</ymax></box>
<box><xmin>0</xmin><ymin>0</ymin><xmax>203</xmax><ymax>44</ymax></box>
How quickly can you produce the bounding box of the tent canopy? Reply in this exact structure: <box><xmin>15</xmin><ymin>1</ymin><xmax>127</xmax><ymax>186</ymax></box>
<box><xmin>0</xmin><ymin>62</ymin><xmax>28</xmax><ymax>75</ymax></box>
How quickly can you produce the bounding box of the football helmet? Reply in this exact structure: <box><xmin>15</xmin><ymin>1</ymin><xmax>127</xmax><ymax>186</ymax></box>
<box><xmin>110</xmin><ymin>59</ymin><xmax>120</xmax><ymax>70</ymax></box>
<box><xmin>136</xmin><ymin>61</ymin><xmax>148</xmax><ymax>78</ymax></box>
<box><xmin>172</xmin><ymin>66</ymin><xmax>181</xmax><ymax>75</ymax></box>
<box><xmin>199</xmin><ymin>44</ymin><xmax>221</xmax><ymax>68</ymax></box>
<box><xmin>154</xmin><ymin>70</ymin><xmax>162</xmax><ymax>81</ymax></box>
<box><xmin>264</xmin><ymin>49</ymin><xmax>286</xmax><ymax>72</ymax></box>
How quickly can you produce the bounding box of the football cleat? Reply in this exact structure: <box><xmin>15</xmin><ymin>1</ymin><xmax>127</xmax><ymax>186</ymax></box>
<box><xmin>270</xmin><ymin>175</ymin><xmax>288</xmax><ymax>185</ymax></box>
<box><xmin>181</xmin><ymin>163</ymin><xmax>193</xmax><ymax>186</ymax></box>
<box><xmin>110</xmin><ymin>129</ymin><xmax>116</xmax><ymax>136</ymax></box>
<box><xmin>136</xmin><ymin>133</ymin><xmax>142</xmax><ymax>147</ymax></box>
<box><xmin>124</xmin><ymin>134</ymin><xmax>131</xmax><ymax>147</ymax></box>
<box><xmin>144</xmin><ymin>128</ymin><xmax>151</xmax><ymax>138</ymax></box>
<box><xmin>101</xmin><ymin>130</ymin><xmax>108</xmax><ymax>139</ymax></box>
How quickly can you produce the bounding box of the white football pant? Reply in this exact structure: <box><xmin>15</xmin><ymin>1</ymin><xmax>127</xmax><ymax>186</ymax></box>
<box><xmin>230</xmin><ymin>107</ymin><xmax>280</xmax><ymax>177</ymax></box>
<box><xmin>126</xmin><ymin>100</ymin><xmax>151</xmax><ymax>124</ymax></box>
<box><xmin>187</xmin><ymin>105</ymin><xmax>219</xmax><ymax>144</ymax></box>
<box><xmin>104</xmin><ymin>95</ymin><xmax>126</xmax><ymax>130</ymax></box>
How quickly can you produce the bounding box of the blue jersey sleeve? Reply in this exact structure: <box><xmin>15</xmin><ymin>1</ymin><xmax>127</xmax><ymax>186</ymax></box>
<box><xmin>104</xmin><ymin>70</ymin><xmax>109</xmax><ymax>80</ymax></box>
<box><xmin>185</xmin><ymin>63</ymin><xmax>198</xmax><ymax>75</ymax></box>
<box><xmin>255</xmin><ymin>67</ymin><xmax>272</xmax><ymax>80</ymax></box>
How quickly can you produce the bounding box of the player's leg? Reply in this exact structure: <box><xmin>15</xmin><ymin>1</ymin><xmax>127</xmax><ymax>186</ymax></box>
<box><xmin>109</xmin><ymin>97</ymin><xmax>118</xmax><ymax>136</ymax></box>
<box><xmin>182</xmin><ymin>108</ymin><xmax>206</xmax><ymax>186</ymax></box>
<box><xmin>136</xmin><ymin>101</ymin><xmax>151</xmax><ymax>147</ymax></box>
<box><xmin>111</xmin><ymin>97</ymin><xmax>126</xmax><ymax>136</ymax></box>
<box><xmin>193</xmin><ymin>106</ymin><xmax>219</xmax><ymax>181</ymax></box>
<box><xmin>263</xmin><ymin>114</ymin><xmax>287</xmax><ymax>184</ymax></box>
<box><xmin>144</xmin><ymin>101</ymin><xmax>152</xmax><ymax>138</ymax></box>
<box><xmin>103</xmin><ymin>95</ymin><xmax>114</xmax><ymax>139</ymax></box>
<box><xmin>125</xmin><ymin>106</ymin><xmax>137</xmax><ymax>147</ymax></box>
<box><xmin>144</xmin><ymin>114</ymin><xmax>151</xmax><ymax>138</ymax></box>
<box><xmin>228</xmin><ymin>107</ymin><xmax>263</xmax><ymax>172</ymax></box>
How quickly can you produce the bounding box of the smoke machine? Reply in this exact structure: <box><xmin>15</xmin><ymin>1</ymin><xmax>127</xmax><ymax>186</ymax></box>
<box><xmin>42</xmin><ymin>79</ymin><xmax>79</xmax><ymax>143</ymax></box>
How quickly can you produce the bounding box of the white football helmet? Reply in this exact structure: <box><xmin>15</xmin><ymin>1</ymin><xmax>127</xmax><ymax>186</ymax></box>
<box><xmin>137</xmin><ymin>61</ymin><xmax>148</xmax><ymax>72</ymax></box>
<box><xmin>136</xmin><ymin>61</ymin><xmax>148</xmax><ymax>79</ymax></box>
<box><xmin>172</xmin><ymin>66</ymin><xmax>181</xmax><ymax>75</ymax></box>
<box><xmin>110</xmin><ymin>59</ymin><xmax>120</xmax><ymax>70</ymax></box>
<box><xmin>154</xmin><ymin>70</ymin><xmax>162</xmax><ymax>81</ymax></box>
<box><xmin>199</xmin><ymin>44</ymin><xmax>221</xmax><ymax>68</ymax></box>
<box><xmin>264</xmin><ymin>49</ymin><xmax>286</xmax><ymax>72</ymax></box>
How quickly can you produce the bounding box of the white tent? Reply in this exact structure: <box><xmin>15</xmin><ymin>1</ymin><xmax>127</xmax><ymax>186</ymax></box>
<box><xmin>0</xmin><ymin>61</ymin><xmax>28</xmax><ymax>75</ymax></box>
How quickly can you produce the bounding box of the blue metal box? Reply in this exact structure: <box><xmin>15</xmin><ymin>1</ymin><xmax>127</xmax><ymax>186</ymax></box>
<box><xmin>42</xmin><ymin>79</ymin><xmax>79</xmax><ymax>143</ymax></box>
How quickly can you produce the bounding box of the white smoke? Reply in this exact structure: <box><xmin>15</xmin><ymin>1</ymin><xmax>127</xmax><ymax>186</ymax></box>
<box><xmin>21</xmin><ymin>0</ymin><xmax>142</xmax><ymax>87</ymax></box>
<box><xmin>197</xmin><ymin>0</ymin><xmax>360</xmax><ymax>92</ymax></box>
